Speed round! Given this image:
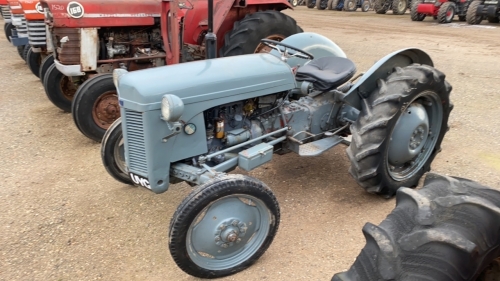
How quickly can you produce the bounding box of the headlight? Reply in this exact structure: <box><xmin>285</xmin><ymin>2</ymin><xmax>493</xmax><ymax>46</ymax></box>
<box><xmin>112</xmin><ymin>68</ymin><xmax>128</xmax><ymax>88</ymax></box>
<box><xmin>161</xmin><ymin>94</ymin><xmax>184</xmax><ymax>122</ymax></box>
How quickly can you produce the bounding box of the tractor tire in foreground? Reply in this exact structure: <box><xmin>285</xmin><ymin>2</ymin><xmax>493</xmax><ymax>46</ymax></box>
<box><xmin>39</xmin><ymin>53</ymin><xmax>54</xmax><ymax>83</ymax></box>
<box><xmin>466</xmin><ymin>0</ymin><xmax>483</xmax><ymax>24</ymax></box>
<box><xmin>410</xmin><ymin>0</ymin><xmax>426</xmax><ymax>20</ymax></box>
<box><xmin>72</xmin><ymin>74</ymin><xmax>118</xmax><ymax>142</ymax></box>
<box><xmin>332</xmin><ymin>173</ymin><xmax>500</xmax><ymax>281</ymax></box>
<box><xmin>219</xmin><ymin>10</ymin><xmax>303</xmax><ymax>57</ymax></box>
<box><xmin>43</xmin><ymin>64</ymin><xmax>78</xmax><ymax>112</ymax></box>
<box><xmin>26</xmin><ymin>46</ymin><xmax>41</xmax><ymax>78</ymax></box>
<box><xmin>347</xmin><ymin>64</ymin><xmax>453</xmax><ymax>197</ymax></box>
<box><xmin>101</xmin><ymin>118</ymin><xmax>134</xmax><ymax>185</ymax></box>
<box><xmin>169</xmin><ymin>175</ymin><xmax>280</xmax><ymax>278</ymax></box>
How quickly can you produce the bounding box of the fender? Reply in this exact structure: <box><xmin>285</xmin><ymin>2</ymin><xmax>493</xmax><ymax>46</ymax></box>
<box><xmin>343</xmin><ymin>48</ymin><xmax>433</xmax><ymax>110</ymax></box>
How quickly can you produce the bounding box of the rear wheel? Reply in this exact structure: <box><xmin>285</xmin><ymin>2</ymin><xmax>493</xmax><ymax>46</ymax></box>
<box><xmin>327</xmin><ymin>0</ymin><xmax>336</xmax><ymax>9</ymax></box>
<box><xmin>346</xmin><ymin>64</ymin><xmax>453</xmax><ymax>197</ymax></box>
<box><xmin>466</xmin><ymin>0</ymin><xmax>483</xmax><ymax>24</ymax></box>
<box><xmin>361</xmin><ymin>0</ymin><xmax>371</xmax><ymax>11</ymax></box>
<box><xmin>392</xmin><ymin>0</ymin><xmax>407</xmax><ymax>14</ymax></box>
<box><xmin>374</xmin><ymin>0</ymin><xmax>389</xmax><ymax>13</ymax></box>
<box><xmin>317</xmin><ymin>0</ymin><xmax>329</xmax><ymax>9</ymax></box>
<box><xmin>332</xmin><ymin>173</ymin><xmax>500</xmax><ymax>281</ymax></box>
<box><xmin>345</xmin><ymin>0</ymin><xmax>358</xmax><ymax>11</ymax></box>
<box><xmin>220</xmin><ymin>11</ymin><xmax>303</xmax><ymax>57</ymax></box>
<box><xmin>306</xmin><ymin>0</ymin><xmax>316</xmax><ymax>8</ymax></box>
<box><xmin>438</xmin><ymin>2</ymin><xmax>455</xmax><ymax>23</ymax></box>
<box><xmin>26</xmin><ymin>47</ymin><xmax>42</xmax><ymax>78</ymax></box>
<box><xmin>101</xmin><ymin>118</ymin><xmax>133</xmax><ymax>185</ymax></box>
<box><xmin>43</xmin><ymin>64</ymin><xmax>77</xmax><ymax>112</ymax></box>
<box><xmin>410</xmin><ymin>0</ymin><xmax>426</xmax><ymax>20</ymax></box>
<box><xmin>4</xmin><ymin>22</ymin><xmax>12</xmax><ymax>42</ymax></box>
<box><xmin>72</xmin><ymin>74</ymin><xmax>119</xmax><ymax>142</ymax></box>
<box><xmin>169</xmin><ymin>175</ymin><xmax>280</xmax><ymax>278</ymax></box>
<box><xmin>39</xmin><ymin>53</ymin><xmax>54</xmax><ymax>83</ymax></box>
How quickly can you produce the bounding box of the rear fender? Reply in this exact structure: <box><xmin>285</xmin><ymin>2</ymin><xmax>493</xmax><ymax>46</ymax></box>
<box><xmin>343</xmin><ymin>48</ymin><xmax>433</xmax><ymax>110</ymax></box>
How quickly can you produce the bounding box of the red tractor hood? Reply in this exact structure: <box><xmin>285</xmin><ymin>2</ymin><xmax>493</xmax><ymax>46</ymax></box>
<box><xmin>7</xmin><ymin>0</ymin><xmax>24</xmax><ymax>14</ymax></box>
<box><xmin>40</xmin><ymin>0</ymin><xmax>161</xmax><ymax>27</ymax></box>
<box><xmin>0</xmin><ymin>0</ymin><xmax>9</xmax><ymax>6</ymax></box>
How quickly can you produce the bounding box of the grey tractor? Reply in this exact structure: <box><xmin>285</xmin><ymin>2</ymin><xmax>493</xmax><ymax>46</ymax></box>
<box><xmin>100</xmin><ymin>32</ymin><xmax>453</xmax><ymax>278</ymax></box>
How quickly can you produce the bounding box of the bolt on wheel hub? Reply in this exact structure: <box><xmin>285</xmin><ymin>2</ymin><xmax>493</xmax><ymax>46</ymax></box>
<box><xmin>214</xmin><ymin>219</ymin><xmax>247</xmax><ymax>248</ymax></box>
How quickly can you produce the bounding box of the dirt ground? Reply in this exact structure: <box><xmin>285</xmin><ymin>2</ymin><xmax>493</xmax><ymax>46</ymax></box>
<box><xmin>1</xmin><ymin>7</ymin><xmax>500</xmax><ymax>281</ymax></box>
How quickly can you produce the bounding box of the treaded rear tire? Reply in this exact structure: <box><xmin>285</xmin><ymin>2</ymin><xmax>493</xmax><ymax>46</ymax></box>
<box><xmin>346</xmin><ymin>64</ymin><xmax>453</xmax><ymax>197</ymax></box>
<box><xmin>410</xmin><ymin>0</ymin><xmax>426</xmax><ymax>20</ymax></box>
<box><xmin>332</xmin><ymin>173</ymin><xmax>500</xmax><ymax>281</ymax></box>
<box><xmin>466</xmin><ymin>0</ymin><xmax>483</xmax><ymax>24</ymax></box>
<box><xmin>219</xmin><ymin>11</ymin><xmax>303</xmax><ymax>57</ymax></box>
<box><xmin>438</xmin><ymin>2</ymin><xmax>455</xmax><ymax>23</ymax></box>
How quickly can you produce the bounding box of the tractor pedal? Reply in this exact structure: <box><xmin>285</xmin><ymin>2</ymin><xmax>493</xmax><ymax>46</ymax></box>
<box><xmin>298</xmin><ymin>136</ymin><xmax>343</xmax><ymax>157</ymax></box>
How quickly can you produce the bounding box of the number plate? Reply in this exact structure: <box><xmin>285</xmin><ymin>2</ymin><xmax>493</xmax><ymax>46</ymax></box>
<box><xmin>129</xmin><ymin>172</ymin><xmax>151</xmax><ymax>189</ymax></box>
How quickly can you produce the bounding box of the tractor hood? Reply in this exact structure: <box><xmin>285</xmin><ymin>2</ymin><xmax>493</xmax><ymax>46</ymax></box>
<box><xmin>19</xmin><ymin>0</ymin><xmax>44</xmax><ymax>20</ymax></box>
<box><xmin>40</xmin><ymin>0</ymin><xmax>161</xmax><ymax>27</ymax></box>
<box><xmin>7</xmin><ymin>0</ymin><xmax>23</xmax><ymax>14</ymax></box>
<box><xmin>117</xmin><ymin>53</ymin><xmax>297</xmax><ymax>117</ymax></box>
<box><xmin>0</xmin><ymin>0</ymin><xmax>8</xmax><ymax>5</ymax></box>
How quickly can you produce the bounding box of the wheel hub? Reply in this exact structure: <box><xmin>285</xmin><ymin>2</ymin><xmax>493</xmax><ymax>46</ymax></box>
<box><xmin>214</xmin><ymin>219</ymin><xmax>247</xmax><ymax>248</ymax></box>
<box><xmin>388</xmin><ymin>103</ymin><xmax>429</xmax><ymax>166</ymax></box>
<box><xmin>92</xmin><ymin>91</ymin><xmax>120</xmax><ymax>129</ymax></box>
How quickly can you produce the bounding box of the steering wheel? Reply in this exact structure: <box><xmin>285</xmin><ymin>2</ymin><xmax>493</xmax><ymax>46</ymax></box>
<box><xmin>260</xmin><ymin>39</ymin><xmax>315</xmax><ymax>61</ymax></box>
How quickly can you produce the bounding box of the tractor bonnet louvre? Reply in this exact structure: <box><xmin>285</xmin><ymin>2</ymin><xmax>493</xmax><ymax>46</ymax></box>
<box><xmin>124</xmin><ymin>109</ymin><xmax>148</xmax><ymax>176</ymax></box>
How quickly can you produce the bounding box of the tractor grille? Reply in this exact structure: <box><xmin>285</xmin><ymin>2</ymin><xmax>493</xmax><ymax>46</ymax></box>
<box><xmin>27</xmin><ymin>20</ymin><xmax>46</xmax><ymax>47</ymax></box>
<box><xmin>124</xmin><ymin>109</ymin><xmax>148</xmax><ymax>176</ymax></box>
<box><xmin>11</xmin><ymin>13</ymin><xmax>28</xmax><ymax>37</ymax></box>
<box><xmin>0</xmin><ymin>5</ymin><xmax>11</xmax><ymax>20</ymax></box>
<box><xmin>52</xmin><ymin>28</ymin><xmax>81</xmax><ymax>65</ymax></box>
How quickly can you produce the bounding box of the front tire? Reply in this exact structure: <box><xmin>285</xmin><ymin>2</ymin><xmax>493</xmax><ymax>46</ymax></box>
<box><xmin>306</xmin><ymin>0</ymin><xmax>316</xmax><ymax>8</ymax></box>
<box><xmin>43</xmin><ymin>64</ymin><xmax>77</xmax><ymax>112</ymax></box>
<box><xmin>101</xmin><ymin>118</ymin><xmax>133</xmax><ymax>185</ymax></box>
<box><xmin>374</xmin><ymin>0</ymin><xmax>389</xmax><ymax>13</ymax></box>
<box><xmin>410</xmin><ymin>0</ymin><xmax>426</xmax><ymax>20</ymax></box>
<box><xmin>39</xmin><ymin>53</ymin><xmax>54</xmax><ymax>83</ymax></box>
<box><xmin>16</xmin><ymin>45</ymin><xmax>24</xmax><ymax>60</ymax></box>
<box><xmin>22</xmin><ymin>44</ymin><xmax>30</xmax><ymax>62</ymax></box>
<box><xmin>361</xmin><ymin>0</ymin><xmax>371</xmax><ymax>11</ymax></box>
<box><xmin>392</xmin><ymin>0</ymin><xmax>407</xmax><ymax>14</ymax></box>
<box><xmin>169</xmin><ymin>175</ymin><xmax>280</xmax><ymax>278</ymax></box>
<box><xmin>346</xmin><ymin>64</ymin><xmax>453</xmax><ymax>197</ymax></box>
<box><xmin>345</xmin><ymin>0</ymin><xmax>358</xmax><ymax>11</ymax></box>
<box><xmin>4</xmin><ymin>22</ymin><xmax>12</xmax><ymax>42</ymax></box>
<box><xmin>466</xmin><ymin>0</ymin><xmax>483</xmax><ymax>24</ymax></box>
<box><xmin>219</xmin><ymin>11</ymin><xmax>303</xmax><ymax>57</ymax></box>
<box><xmin>438</xmin><ymin>2</ymin><xmax>455</xmax><ymax>23</ymax></box>
<box><xmin>332</xmin><ymin>173</ymin><xmax>500</xmax><ymax>281</ymax></box>
<box><xmin>72</xmin><ymin>74</ymin><xmax>119</xmax><ymax>142</ymax></box>
<box><xmin>26</xmin><ymin>47</ymin><xmax>42</xmax><ymax>78</ymax></box>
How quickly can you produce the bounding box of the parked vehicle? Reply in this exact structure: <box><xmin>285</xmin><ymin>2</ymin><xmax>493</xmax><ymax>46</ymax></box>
<box><xmin>6</xmin><ymin>0</ymin><xmax>29</xmax><ymax>59</ymax></box>
<box><xmin>373</xmin><ymin>0</ymin><xmax>411</xmax><ymax>14</ymax></box>
<box><xmin>344</xmin><ymin>0</ymin><xmax>372</xmax><ymax>11</ymax></box>
<box><xmin>466</xmin><ymin>0</ymin><xmax>500</xmax><ymax>24</ymax></box>
<box><xmin>411</xmin><ymin>0</ymin><xmax>471</xmax><ymax>23</ymax></box>
<box><xmin>101</xmin><ymin>0</ymin><xmax>453</xmax><ymax>275</ymax></box>
<box><xmin>40</xmin><ymin>0</ymin><xmax>302</xmax><ymax>142</ymax></box>
<box><xmin>1</xmin><ymin>0</ymin><xmax>13</xmax><ymax>41</ymax></box>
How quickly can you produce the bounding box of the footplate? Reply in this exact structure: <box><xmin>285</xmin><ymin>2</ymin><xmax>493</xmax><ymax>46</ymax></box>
<box><xmin>298</xmin><ymin>136</ymin><xmax>343</xmax><ymax>156</ymax></box>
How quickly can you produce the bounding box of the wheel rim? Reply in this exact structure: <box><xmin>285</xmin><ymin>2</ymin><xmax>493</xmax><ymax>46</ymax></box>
<box><xmin>446</xmin><ymin>6</ymin><xmax>454</xmax><ymax>21</ymax></box>
<box><xmin>348</xmin><ymin>1</ymin><xmax>355</xmax><ymax>9</ymax></box>
<box><xmin>59</xmin><ymin>76</ymin><xmax>78</xmax><ymax>101</ymax></box>
<box><xmin>186</xmin><ymin>194</ymin><xmax>271</xmax><ymax>270</ymax></box>
<box><xmin>398</xmin><ymin>1</ymin><xmax>404</xmax><ymax>10</ymax></box>
<box><xmin>386</xmin><ymin>91</ymin><xmax>443</xmax><ymax>181</ymax></box>
<box><xmin>92</xmin><ymin>91</ymin><xmax>120</xmax><ymax>130</ymax></box>
<box><xmin>113</xmin><ymin>134</ymin><xmax>127</xmax><ymax>174</ymax></box>
<box><xmin>254</xmin><ymin>34</ymin><xmax>286</xmax><ymax>54</ymax></box>
<box><xmin>293</xmin><ymin>0</ymin><xmax>298</xmax><ymax>5</ymax></box>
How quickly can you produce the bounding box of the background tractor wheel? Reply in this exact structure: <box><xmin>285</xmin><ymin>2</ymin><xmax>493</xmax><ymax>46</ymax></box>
<box><xmin>290</xmin><ymin>0</ymin><xmax>299</xmax><ymax>6</ymax></box>
<box><xmin>43</xmin><ymin>64</ymin><xmax>77</xmax><ymax>112</ymax></box>
<box><xmin>101</xmin><ymin>118</ymin><xmax>134</xmax><ymax>185</ymax></box>
<box><xmin>220</xmin><ymin>11</ymin><xmax>303</xmax><ymax>57</ymax></box>
<box><xmin>410</xmin><ymin>0</ymin><xmax>426</xmax><ymax>20</ymax></box>
<box><xmin>38</xmin><ymin>53</ymin><xmax>54</xmax><ymax>83</ymax></box>
<box><xmin>345</xmin><ymin>0</ymin><xmax>358</xmax><ymax>11</ymax></box>
<box><xmin>72</xmin><ymin>74</ymin><xmax>119</xmax><ymax>142</ymax></box>
<box><xmin>438</xmin><ymin>2</ymin><xmax>455</xmax><ymax>23</ymax></box>
<box><xmin>332</xmin><ymin>173</ymin><xmax>500</xmax><ymax>281</ymax></box>
<box><xmin>327</xmin><ymin>0</ymin><xmax>336</xmax><ymax>9</ymax></box>
<box><xmin>487</xmin><ymin>16</ymin><xmax>500</xmax><ymax>23</ymax></box>
<box><xmin>26</xmin><ymin>47</ymin><xmax>42</xmax><ymax>78</ymax></box>
<box><xmin>466</xmin><ymin>0</ymin><xmax>483</xmax><ymax>24</ymax></box>
<box><xmin>374</xmin><ymin>0</ymin><xmax>389</xmax><ymax>13</ymax></box>
<box><xmin>22</xmin><ymin>44</ymin><xmax>30</xmax><ymax>62</ymax></box>
<box><xmin>346</xmin><ymin>64</ymin><xmax>453</xmax><ymax>197</ymax></box>
<box><xmin>4</xmin><ymin>22</ymin><xmax>12</xmax><ymax>42</ymax></box>
<box><xmin>331</xmin><ymin>0</ymin><xmax>342</xmax><ymax>10</ymax></box>
<box><xmin>306</xmin><ymin>0</ymin><xmax>316</xmax><ymax>8</ymax></box>
<box><xmin>16</xmin><ymin>45</ymin><xmax>24</xmax><ymax>60</ymax></box>
<box><xmin>169</xmin><ymin>174</ymin><xmax>280</xmax><ymax>278</ymax></box>
<box><xmin>392</xmin><ymin>0</ymin><xmax>407</xmax><ymax>14</ymax></box>
<box><xmin>361</xmin><ymin>0</ymin><xmax>371</xmax><ymax>11</ymax></box>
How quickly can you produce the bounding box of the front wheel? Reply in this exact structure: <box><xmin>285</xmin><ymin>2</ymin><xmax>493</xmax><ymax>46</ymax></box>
<box><xmin>332</xmin><ymin>173</ymin><xmax>500</xmax><ymax>281</ymax></box>
<box><xmin>16</xmin><ymin>45</ymin><xmax>24</xmax><ymax>60</ymax></box>
<box><xmin>306</xmin><ymin>0</ymin><xmax>316</xmax><ymax>8</ymax></box>
<box><xmin>466</xmin><ymin>0</ymin><xmax>483</xmax><ymax>24</ymax></box>
<box><xmin>361</xmin><ymin>0</ymin><xmax>371</xmax><ymax>11</ymax></box>
<box><xmin>72</xmin><ymin>74</ymin><xmax>119</xmax><ymax>142</ymax></box>
<box><xmin>438</xmin><ymin>2</ymin><xmax>455</xmax><ymax>23</ymax></box>
<box><xmin>410</xmin><ymin>0</ymin><xmax>426</xmax><ymax>21</ymax></box>
<box><xmin>346</xmin><ymin>64</ymin><xmax>453</xmax><ymax>197</ymax></box>
<box><xmin>26</xmin><ymin>47</ymin><xmax>42</xmax><ymax>78</ymax></box>
<box><xmin>169</xmin><ymin>175</ymin><xmax>280</xmax><ymax>278</ymax></box>
<box><xmin>101</xmin><ymin>118</ymin><xmax>134</xmax><ymax>185</ymax></box>
<box><xmin>345</xmin><ymin>0</ymin><xmax>358</xmax><ymax>11</ymax></box>
<box><xmin>39</xmin><ymin>53</ymin><xmax>54</xmax><ymax>83</ymax></box>
<box><xmin>43</xmin><ymin>64</ymin><xmax>78</xmax><ymax>112</ymax></box>
<box><xmin>374</xmin><ymin>0</ymin><xmax>389</xmax><ymax>13</ymax></box>
<box><xmin>4</xmin><ymin>22</ymin><xmax>13</xmax><ymax>42</ymax></box>
<box><xmin>392</xmin><ymin>0</ymin><xmax>407</xmax><ymax>14</ymax></box>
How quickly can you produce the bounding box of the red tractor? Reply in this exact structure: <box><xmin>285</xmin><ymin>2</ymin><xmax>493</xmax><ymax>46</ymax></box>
<box><xmin>40</xmin><ymin>0</ymin><xmax>303</xmax><ymax>142</ymax></box>
<box><xmin>1</xmin><ymin>0</ymin><xmax>12</xmax><ymax>40</ymax></box>
<box><xmin>411</xmin><ymin>0</ymin><xmax>471</xmax><ymax>23</ymax></box>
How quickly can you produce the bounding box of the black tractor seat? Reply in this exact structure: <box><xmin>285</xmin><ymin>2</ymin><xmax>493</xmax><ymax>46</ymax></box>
<box><xmin>295</xmin><ymin>56</ymin><xmax>357</xmax><ymax>92</ymax></box>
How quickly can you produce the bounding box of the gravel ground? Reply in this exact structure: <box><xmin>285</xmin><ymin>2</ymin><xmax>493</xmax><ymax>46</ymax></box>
<box><xmin>0</xmin><ymin>7</ymin><xmax>499</xmax><ymax>281</ymax></box>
